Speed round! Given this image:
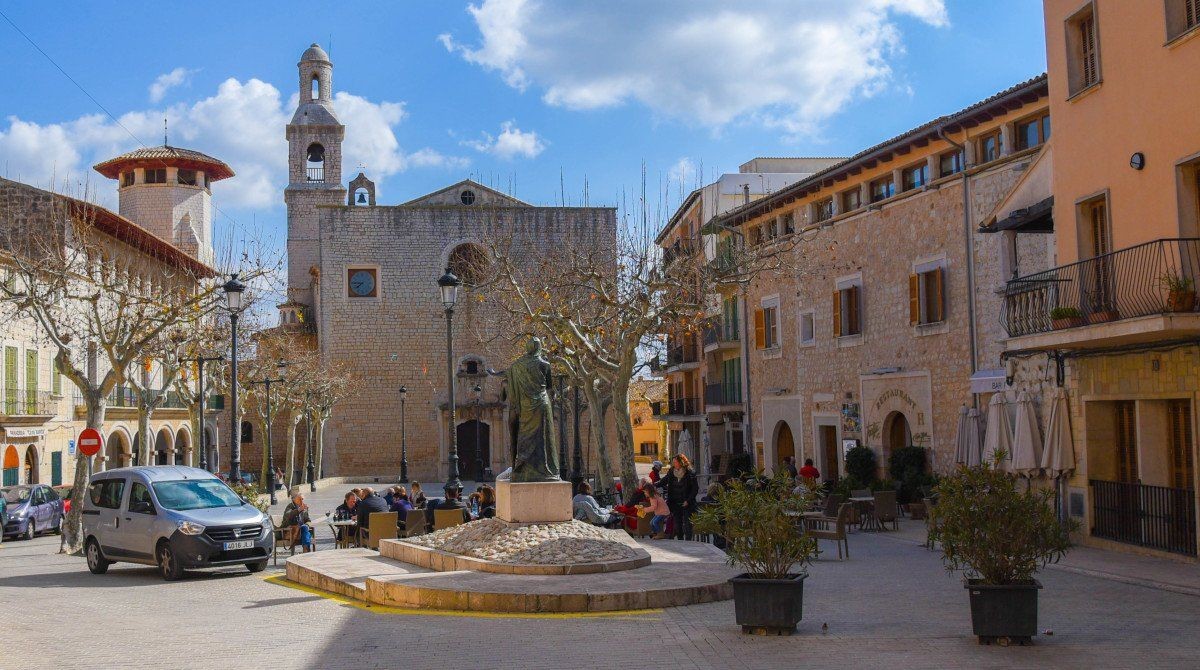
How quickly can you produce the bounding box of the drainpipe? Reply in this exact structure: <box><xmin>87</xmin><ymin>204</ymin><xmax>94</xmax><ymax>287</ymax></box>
<box><xmin>938</xmin><ymin>125</ymin><xmax>979</xmax><ymax>409</ymax></box>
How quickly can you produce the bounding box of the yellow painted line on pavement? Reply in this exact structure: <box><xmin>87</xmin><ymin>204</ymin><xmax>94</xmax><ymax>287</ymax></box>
<box><xmin>262</xmin><ymin>574</ymin><xmax>663</xmax><ymax>620</ymax></box>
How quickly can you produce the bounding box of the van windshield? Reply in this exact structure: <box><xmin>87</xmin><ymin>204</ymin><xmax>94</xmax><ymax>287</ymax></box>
<box><xmin>151</xmin><ymin>479</ymin><xmax>244</xmax><ymax>511</ymax></box>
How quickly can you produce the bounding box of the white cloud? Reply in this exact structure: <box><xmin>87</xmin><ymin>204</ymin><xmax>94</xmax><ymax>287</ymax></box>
<box><xmin>441</xmin><ymin>0</ymin><xmax>948</xmax><ymax>136</ymax></box>
<box><xmin>462</xmin><ymin>120</ymin><xmax>546</xmax><ymax>160</ymax></box>
<box><xmin>148</xmin><ymin>67</ymin><xmax>197</xmax><ymax>103</ymax></box>
<box><xmin>0</xmin><ymin>78</ymin><xmax>466</xmax><ymax>210</ymax></box>
<box><xmin>668</xmin><ymin>157</ymin><xmax>697</xmax><ymax>190</ymax></box>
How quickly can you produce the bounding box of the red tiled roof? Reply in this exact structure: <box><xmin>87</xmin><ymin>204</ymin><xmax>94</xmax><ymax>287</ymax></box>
<box><xmin>93</xmin><ymin>145</ymin><xmax>235</xmax><ymax>181</ymax></box>
<box><xmin>64</xmin><ymin>195</ymin><xmax>218</xmax><ymax>278</ymax></box>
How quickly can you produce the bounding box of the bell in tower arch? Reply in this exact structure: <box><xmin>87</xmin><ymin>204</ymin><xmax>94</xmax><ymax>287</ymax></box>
<box><xmin>306</xmin><ymin>143</ymin><xmax>325</xmax><ymax>163</ymax></box>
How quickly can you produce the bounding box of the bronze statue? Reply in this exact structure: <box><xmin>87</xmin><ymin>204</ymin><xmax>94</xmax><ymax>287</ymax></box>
<box><xmin>503</xmin><ymin>337</ymin><xmax>560</xmax><ymax>482</ymax></box>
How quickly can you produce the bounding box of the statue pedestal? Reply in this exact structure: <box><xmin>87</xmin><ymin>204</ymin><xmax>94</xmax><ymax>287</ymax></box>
<box><xmin>496</xmin><ymin>480</ymin><xmax>573</xmax><ymax>523</ymax></box>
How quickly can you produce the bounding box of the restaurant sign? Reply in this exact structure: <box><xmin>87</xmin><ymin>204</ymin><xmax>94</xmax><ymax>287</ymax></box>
<box><xmin>4</xmin><ymin>427</ymin><xmax>47</xmax><ymax>439</ymax></box>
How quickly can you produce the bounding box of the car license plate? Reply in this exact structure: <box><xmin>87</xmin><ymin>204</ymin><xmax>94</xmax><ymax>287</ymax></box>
<box><xmin>223</xmin><ymin>540</ymin><xmax>254</xmax><ymax>551</ymax></box>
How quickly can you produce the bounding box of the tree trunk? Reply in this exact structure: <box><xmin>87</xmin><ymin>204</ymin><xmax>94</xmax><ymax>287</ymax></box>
<box><xmin>582</xmin><ymin>383</ymin><xmax>613</xmax><ymax>490</ymax></box>
<box><xmin>315</xmin><ymin>417</ymin><xmax>327</xmax><ymax>479</ymax></box>
<box><xmin>610</xmin><ymin>379</ymin><xmax>638</xmax><ymax>504</ymax></box>
<box><xmin>284</xmin><ymin>416</ymin><xmax>298</xmax><ymax>490</ymax></box>
<box><xmin>61</xmin><ymin>396</ymin><xmax>105</xmax><ymax>555</ymax></box>
<box><xmin>136</xmin><ymin>401</ymin><xmax>154</xmax><ymax>466</ymax></box>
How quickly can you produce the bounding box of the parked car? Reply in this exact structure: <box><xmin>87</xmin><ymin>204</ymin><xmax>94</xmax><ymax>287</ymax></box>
<box><xmin>82</xmin><ymin>466</ymin><xmax>273</xmax><ymax>580</ymax></box>
<box><xmin>2</xmin><ymin>484</ymin><xmax>65</xmax><ymax>540</ymax></box>
<box><xmin>54</xmin><ymin>485</ymin><xmax>74</xmax><ymax>515</ymax></box>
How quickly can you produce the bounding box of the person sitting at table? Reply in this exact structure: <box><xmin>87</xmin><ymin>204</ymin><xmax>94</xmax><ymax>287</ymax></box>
<box><xmin>280</xmin><ymin>492</ymin><xmax>314</xmax><ymax>553</ymax></box>
<box><xmin>613</xmin><ymin>478</ymin><xmax>651</xmax><ymax>531</ymax></box>
<box><xmin>477</xmin><ymin>485</ymin><xmax>497</xmax><ymax>519</ymax></box>
<box><xmin>355</xmin><ymin>487</ymin><xmax>389</xmax><ymax>528</ymax></box>
<box><xmin>425</xmin><ymin>485</ymin><xmax>471</xmax><ymax>530</ymax></box>
<box><xmin>389</xmin><ymin>486</ymin><xmax>414</xmax><ymax>515</ymax></box>
<box><xmin>573</xmin><ymin>482</ymin><xmax>623</xmax><ymax>528</ymax></box>
<box><xmin>639</xmin><ymin>484</ymin><xmax>671</xmax><ymax>539</ymax></box>
<box><xmin>332</xmin><ymin>491</ymin><xmax>358</xmax><ymax>544</ymax></box>
<box><xmin>410</xmin><ymin>482</ymin><xmax>428</xmax><ymax>509</ymax></box>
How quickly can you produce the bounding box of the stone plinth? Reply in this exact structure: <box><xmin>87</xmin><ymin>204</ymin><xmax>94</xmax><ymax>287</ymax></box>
<box><xmin>496</xmin><ymin>479</ymin><xmax>572</xmax><ymax>523</ymax></box>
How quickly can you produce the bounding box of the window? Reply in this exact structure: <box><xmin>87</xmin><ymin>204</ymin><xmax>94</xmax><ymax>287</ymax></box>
<box><xmin>869</xmin><ymin>176</ymin><xmax>894</xmax><ymax>203</ymax></box>
<box><xmin>346</xmin><ymin>267</ymin><xmax>379</xmax><ymax>298</ymax></box>
<box><xmin>176</xmin><ymin>169</ymin><xmax>197</xmax><ymax>186</ymax></box>
<box><xmin>901</xmin><ymin>163</ymin><xmax>928</xmax><ymax>191</ymax></box>
<box><xmin>1115</xmin><ymin>401</ymin><xmax>1138</xmax><ymax>483</ymax></box>
<box><xmin>1066</xmin><ymin>4</ymin><xmax>1101</xmax><ymax>95</ymax></box>
<box><xmin>766</xmin><ymin>219</ymin><xmax>778</xmax><ymax>240</ymax></box>
<box><xmin>754</xmin><ymin>302</ymin><xmax>779</xmax><ymax>349</ymax></box>
<box><xmin>25</xmin><ymin>349</ymin><xmax>37</xmax><ymax>409</ymax></box>
<box><xmin>144</xmin><ymin>169</ymin><xmax>167</xmax><ymax>184</ymax></box>
<box><xmin>721</xmin><ymin>296</ymin><xmax>739</xmax><ymax>340</ymax></box>
<box><xmin>813</xmin><ymin>198</ymin><xmax>834</xmax><ymax>223</ymax></box>
<box><xmin>639</xmin><ymin>442</ymin><xmax>658</xmax><ymax>456</ymax></box>
<box><xmin>1081</xmin><ymin>195</ymin><xmax>1111</xmax><ymax>258</ymax></box>
<box><xmin>204</xmin><ymin>174</ymin><xmax>212</xmax><ymax>189</ymax></box>
<box><xmin>939</xmin><ymin>150</ymin><xmax>965</xmax><ymax>177</ymax></box>
<box><xmin>1015</xmin><ymin>113</ymin><xmax>1051</xmax><ymax>150</ymax></box>
<box><xmin>841</xmin><ymin>188</ymin><xmax>861</xmax><ymax>213</ymax></box>
<box><xmin>128</xmin><ymin>482</ymin><xmax>154</xmax><ymax>512</ymax></box>
<box><xmin>977</xmin><ymin>131</ymin><xmax>1001</xmax><ymax>163</ymax></box>
<box><xmin>909</xmin><ymin>266</ymin><xmax>946</xmax><ymax>325</ymax></box>
<box><xmin>120</xmin><ymin>172</ymin><xmax>134</xmax><ymax>188</ymax></box>
<box><xmin>460</xmin><ymin>189</ymin><xmax>476</xmax><ymax>205</ymax></box>
<box><xmin>721</xmin><ymin>357</ymin><xmax>742</xmax><ymax>403</ymax></box>
<box><xmin>833</xmin><ymin>282</ymin><xmax>862</xmax><ymax>337</ymax></box>
<box><xmin>1167</xmin><ymin>399</ymin><xmax>1194</xmax><ymax>490</ymax></box>
<box><xmin>750</xmin><ymin>225</ymin><xmax>764</xmax><ymax>245</ymax></box>
<box><xmin>240</xmin><ymin>421</ymin><xmax>253</xmax><ymax>444</ymax></box>
<box><xmin>799</xmin><ymin>309</ymin><xmax>815</xmax><ymax>345</ymax></box>
<box><xmin>781</xmin><ymin>212</ymin><xmax>795</xmax><ymax>235</ymax></box>
<box><xmin>89</xmin><ymin>478</ymin><xmax>126</xmax><ymax>509</ymax></box>
<box><xmin>1167</xmin><ymin>0</ymin><xmax>1200</xmax><ymax>40</ymax></box>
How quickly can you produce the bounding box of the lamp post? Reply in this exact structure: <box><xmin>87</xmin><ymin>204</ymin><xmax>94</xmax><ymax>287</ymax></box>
<box><xmin>250</xmin><ymin>359</ymin><xmax>287</xmax><ymax>505</ymax></box>
<box><xmin>438</xmin><ymin>267</ymin><xmax>462</xmax><ymax>492</ymax></box>
<box><xmin>471</xmin><ymin>384</ymin><xmax>485</xmax><ymax>483</ymax></box>
<box><xmin>398</xmin><ymin>385</ymin><xmax>409</xmax><ymax>483</ymax></box>
<box><xmin>304</xmin><ymin>391</ymin><xmax>316</xmax><ymax>492</ymax></box>
<box><xmin>178</xmin><ymin>353</ymin><xmax>224</xmax><ymax>471</ymax></box>
<box><xmin>222</xmin><ymin>274</ymin><xmax>246</xmax><ymax>484</ymax></box>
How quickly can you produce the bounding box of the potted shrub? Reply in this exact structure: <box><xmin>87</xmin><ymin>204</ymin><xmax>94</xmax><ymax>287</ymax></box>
<box><xmin>1049</xmin><ymin>307</ymin><xmax>1083</xmax><ymax>329</ymax></box>
<box><xmin>844</xmin><ymin>445</ymin><xmax>878</xmax><ymax>485</ymax></box>
<box><xmin>1086</xmin><ymin>307</ymin><xmax>1120</xmax><ymax>324</ymax></box>
<box><xmin>1160</xmin><ymin>274</ymin><xmax>1196</xmax><ymax>312</ymax></box>
<box><xmin>928</xmin><ymin>457</ymin><xmax>1075</xmax><ymax>645</ymax></box>
<box><xmin>693</xmin><ymin>472</ymin><xmax>817</xmax><ymax>635</ymax></box>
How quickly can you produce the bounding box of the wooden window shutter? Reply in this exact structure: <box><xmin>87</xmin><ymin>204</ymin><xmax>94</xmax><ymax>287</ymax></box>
<box><xmin>832</xmin><ymin>291</ymin><xmax>842</xmax><ymax>337</ymax></box>
<box><xmin>848</xmin><ymin>285</ymin><xmax>861</xmax><ymax>334</ymax></box>
<box><xmin>753</xmin><ymin>308</ymin><xmax>766</xmax><ymax>349</ymax></box>
<box><xmin>1115</xmin><ymin>401</ymin><xmax>1138</xmax><ymax>483</ymax></box>
<box><xmin>1168</xmin><ymin>400</ymin><xmax>1194</xmax><ymax>490</ymax></box>
<box><xmin>908</xmin><ymin>274</ymin><xmax>920</xmax><ymax>325</ymax></box>
<box><xmin>932</xmin><ymin>267</ymin><xmax>945</xmax><ymax>322</ymax></box>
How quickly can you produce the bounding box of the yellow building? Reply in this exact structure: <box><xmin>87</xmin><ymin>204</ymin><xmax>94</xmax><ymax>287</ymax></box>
<box><xmin>629</xmin><ymin>377</ymin><xmax>667</xmax><ymax>465</ymax></box>
<box><xmin>997</xmin><ymin>0</ymin><xmax>1200</xmax><ymax>559</ymax></box>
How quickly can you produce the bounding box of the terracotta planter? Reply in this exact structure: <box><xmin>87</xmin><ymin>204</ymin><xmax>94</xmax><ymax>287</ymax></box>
<box><xmin>1166</xmin><ymin>289</ymin><xmax>1196</xmax><ymax>313</ymax></box>
<box><xmin>1087</xmin><ymin>309</ymin><xmax>1119</xmax><ymax>324</ymax></box>
<box><xmin>1050</xmin><ymin>316</ymin><xmax>1084</xmax><ymax>330</ymax></box>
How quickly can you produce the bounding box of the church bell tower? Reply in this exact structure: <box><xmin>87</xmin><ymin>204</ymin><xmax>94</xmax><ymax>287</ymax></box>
<box><xmin>285</xmin><ymin>43</ymin><xmax>346</xmax><ymax>309</ymax></box>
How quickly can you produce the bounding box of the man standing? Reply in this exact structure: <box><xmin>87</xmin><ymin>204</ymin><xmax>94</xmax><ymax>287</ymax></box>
<box><xmin>798</xmin><ymin>458</ymin><xmax>821</xmax><ymax>482</ymax></box>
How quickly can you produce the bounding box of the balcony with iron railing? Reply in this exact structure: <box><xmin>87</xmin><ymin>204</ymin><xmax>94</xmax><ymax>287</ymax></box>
<box><xmin>704</xmin><ymin>382</ymin><xmax>741</xmax><ymax>409</ymax></box>
<box><xmin>2</xmin><ymin>390</ymin><xmax>57</xmax><ymax>417</ymax></box>
<box><xmin>651</xmin><ymin>397</ymin><xmax>701</xmax><ymax>419</ymax></box>
<box><xmin>702</xmin><ymin>319</ymin><xmax>740</xmax><ymax>352</ymax></box>
<box><xmin>1002</xmin><ymin>238</ymin><xmax>1200</xmax><ymax>349</ymax></box>
<box><xmin>662</xmin><ymin>238</ymin><xmax>697</xmax><ymax>267</ymax></box>
<box><xmin>665</xmin><ymin>337</ymin><xmax>701</xmax><ymax>373</ymax></box>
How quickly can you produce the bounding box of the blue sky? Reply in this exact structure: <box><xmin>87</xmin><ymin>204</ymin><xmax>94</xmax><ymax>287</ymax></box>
<box><xmin>0</xmin><ymin>1</ymin><xmax>1047</xmax><ymax>259</ymax></box>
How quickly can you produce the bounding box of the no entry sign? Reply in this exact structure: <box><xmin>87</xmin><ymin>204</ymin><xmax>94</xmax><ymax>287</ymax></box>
<box><xmin>78</xmin><ymin>428</ymin><xmax>103</xmax><ymax>457</ymax></box>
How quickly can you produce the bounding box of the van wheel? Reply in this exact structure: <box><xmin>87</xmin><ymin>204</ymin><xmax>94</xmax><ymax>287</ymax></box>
<box><xmin>86</xmin><ymin>538</ymin><xmax>110</xmax><ymax>574</ymax></box>
<box><xmin>246</xmin><ymin>560</ymin><xmax>267</xmax><ymax>573</ymax></box>
<box><xmin>23</xmin><ymin>521</ymin><xmax>35</xmax><ymax>541</ymax></box>
<box><xmin>157</xmin><ymin>542</ymin><xmax>183</xmax><ymax>581</ymax></box>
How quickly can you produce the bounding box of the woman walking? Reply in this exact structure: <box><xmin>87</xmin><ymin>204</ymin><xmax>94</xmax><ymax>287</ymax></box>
<box><xmin>659</xmin><ymin>454</ymin><xmax>699</xmax><ymax>540</ymax></box>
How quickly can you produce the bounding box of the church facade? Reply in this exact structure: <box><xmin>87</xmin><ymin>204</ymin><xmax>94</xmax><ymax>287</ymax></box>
<box><xmin>271</xmin><ymin>44</ymin><xmax>616</xmax><ymax>482</ymax></box>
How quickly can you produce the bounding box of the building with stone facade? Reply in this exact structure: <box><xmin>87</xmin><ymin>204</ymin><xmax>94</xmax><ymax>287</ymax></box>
<box><xmin>653</xmin><ymin>159</ymin><xmax>842</xmax><ymax>472</ymax></box>
<box><xmin>246</xmin><ymin>44</ymin><xmax>617</xmax><ymax>483</ymax></box>
<box><xmin>708</xmin><ymin>76</ymin><xmax>1054</xmax><ymax>481</ymax></box>
<box><xmin>0</xmin><ymin>142</ymin><xmax>226</xmax><ymax>488</ymax></box>
<box><xmin>996</xmin><ymin>0</ymin><xmax>1200</xmax><ymax>559</ymax></box>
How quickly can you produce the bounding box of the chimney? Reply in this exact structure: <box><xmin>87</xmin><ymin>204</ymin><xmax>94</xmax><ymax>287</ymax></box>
<box><xmin>742</xmin><ymin>184</ymin><xmax>750</xmax><ymax>205</ymax></box>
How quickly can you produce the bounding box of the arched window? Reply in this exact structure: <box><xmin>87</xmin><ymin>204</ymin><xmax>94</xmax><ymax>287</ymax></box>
<box><xmin>458</xmin><ymin>355</ymin><xmax>486</xmax><ymax>377</ymax></box>
<box><xmin>311</xmin><ymin>74</ymin><xmax>319</xmax><ymax>100</ymax></box>
<box><xmin>306</xmin><ymin>143</ymin><xmax>325</xmax><ymax>182</ymax></box>
<box><xmin>447</xmin><ymin>243</ymin><xmax>489</xmax><ymax>286</ymax></box>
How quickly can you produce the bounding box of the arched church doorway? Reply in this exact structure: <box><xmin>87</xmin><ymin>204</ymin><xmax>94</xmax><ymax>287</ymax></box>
<box><xmin>456</xmin><ymin>420</ymin><xmax>490</xmax><ymax>482</ymax></box>
<box><xmin>3</xmin><ymin>445</ymin><xmax>18</xmax><ymax>485</ymax></box>
<box><xmin>884</xmin><ymin>411</ymin><xmax>912</xmax><ymax>456</ymax></box>
<box><xmin>774</xmin><ymin>421</ymin><xmax>795</xmax><ymax>469</ymax></box>
<box><xmin>24</xmin><ymin>445</ymin><xmax>39</xmax><ymax>484</ymax></box>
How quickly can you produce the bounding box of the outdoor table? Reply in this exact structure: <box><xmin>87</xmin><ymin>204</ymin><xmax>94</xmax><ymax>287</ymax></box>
<box><xmin>849</xmin><ymin>496</ymin><xmax>881</xmax><ymax>532</ymax></box>
<box><xmin>329</xmin><ymin>519</ymin><xmax>357</xmax><ymax>548</ymax></box>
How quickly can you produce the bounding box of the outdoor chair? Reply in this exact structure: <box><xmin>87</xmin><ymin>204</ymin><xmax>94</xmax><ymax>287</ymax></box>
<box><xmin>873</xmin><ymin>490</ymin><xmax>899</xmax><ymax>531</ymax></box>
<box><xmin>805</xmin><ymin>502</ymin><xmax>852</xmax><ymax>560</ymax></box>
<box><xmin>271</xmin><ymin>514</ymin><xmax>290</xmax><ymax>566</ymax></box>
<box><xmin>802</xmin><ymin>493</ymin><xmax>844</xmax><ymax>527</ymax></box>
<box><xmin>404</xmin><ymin>509</ymin><xmax>426</xmax><ymax>537</ymax></box>
<box><xmin>358</xmin><ymin>511</ymin><xmax>398</xmax><ymax>550</ymax></box>
<box><xmin>433</xmin><ymin>508</ymin><xmax>466</xmax><ymax>531</ymax></box>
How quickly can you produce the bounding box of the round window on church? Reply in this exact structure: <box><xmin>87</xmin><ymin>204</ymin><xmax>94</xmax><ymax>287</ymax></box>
<box><xmin>460</xmin><ymin>189</ymin><xmax>476</xmax><ymax>205</ymax></box>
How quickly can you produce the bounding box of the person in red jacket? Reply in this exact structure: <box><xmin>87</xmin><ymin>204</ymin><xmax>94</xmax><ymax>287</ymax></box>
<box><xmin>798</xmin><ymin>458</ymin><xmax>821</xmax><ymax>481</ymax></box>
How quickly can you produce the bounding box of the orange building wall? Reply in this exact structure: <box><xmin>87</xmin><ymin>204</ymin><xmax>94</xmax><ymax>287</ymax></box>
<box><xmin>1044</xmin><ymin>0</ymin><xmax>1200</xmax><ymax>261</ymax></box>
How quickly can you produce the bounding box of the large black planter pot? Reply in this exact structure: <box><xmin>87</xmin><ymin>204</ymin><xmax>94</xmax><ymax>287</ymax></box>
<box><xmin>965</xmin><ymin>579</ymin><xmax>1042</xmax><ymax>645</ymax></box>
<box><xmin>730</xmin><ymin>573</ymin><xmax>805</xmax><ymax>635</ymax></box>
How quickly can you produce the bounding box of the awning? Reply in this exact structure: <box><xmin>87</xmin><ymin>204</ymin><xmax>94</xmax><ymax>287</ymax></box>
<box><xmin>984</xmin><ymin>196</ymin><xmax>1054</xmax><ymax>233</ymax></box>
<box><xmin>970</xmin><ymin>368</ymin><xmax>1007</xmax><ymax>394</ymax></box>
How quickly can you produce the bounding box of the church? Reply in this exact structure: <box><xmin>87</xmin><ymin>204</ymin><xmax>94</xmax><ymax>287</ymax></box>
<box><xmin>266</xmin><ymin>44</ymin><xmax>616</xmax><ymax>481</ymax></box>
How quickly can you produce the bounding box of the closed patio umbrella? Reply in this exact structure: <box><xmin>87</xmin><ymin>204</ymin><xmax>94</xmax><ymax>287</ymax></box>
<box><xmin>1010</xmin><ymin>391</ymin><xmax>1044</xmax><ymax>478</ymax></box>
<box><xmin>983</xmin><ymin>393</ymin><xmax>1013</xmax><ymax>468</ymax></box>
<box><xmin>967</xmin><ymin>407</ymin><xmax>985</xmax><ymax>467</ymax></box>
<box><xmin>1041</xmin><ymin>388</ymin><xmax>1076</xmax><ymax>478</ymax></box>
<box><xmin>953</xmin><ymin>405</ymin><xmax>971</xmax><ymax>465</ymax></box>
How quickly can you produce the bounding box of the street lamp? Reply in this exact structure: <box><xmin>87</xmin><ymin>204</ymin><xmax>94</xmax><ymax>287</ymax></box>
<box><xmin>438</xmin><ymin>267</ymin><xmax>462</xmax><ymax>492</ymax></box>
<box><xmin>178</xmin><ymin>353</ymin><xmax>224</xmax><ymax>472</ymax></box>
<box><xmin>398</xmin><ymin>384</ymin><xmax>409</xmax><ymax>483</ymax></box>
<box><xmin>472</xmin><ymin>384</ymin><xmax>485</xmax><ymax>483</ymax></box>
<box><xmin>222</xmin><ymin>274</ymin><xmax>246</xmax><ymax>483</ymax></box>
<box><xmin>304</xmin><ymin>390</ymin><xmax>317</xmax><ymax>492</ymax></box>
<box><xmin>250</xmin><ymin>359</ymin><xmax>287</xmax><ymax>505</ymax></box>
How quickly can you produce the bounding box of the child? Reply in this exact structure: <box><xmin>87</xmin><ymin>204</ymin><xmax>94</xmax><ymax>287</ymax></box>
<box><xmin>640</xmin><ymin>484</ymin><xmax>671</xmax><ymax>539</ymax></box>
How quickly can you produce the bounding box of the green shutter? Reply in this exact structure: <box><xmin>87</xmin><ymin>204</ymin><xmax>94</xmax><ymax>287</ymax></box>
<box><xmin>4</xmin><ymin>346</ymin><xmax>16</xmax><ymax>414</ymax></box>
<box><xmin>26</xmin><ymin>349</ymin><xmax>38</xmax><ymax>411</ymax></box>
<box><xmin>52</xmin><ymin>357</ymin><xmax>62</xmax><ymax>396</ymax></box>
<box><xmin>51</xmin><ymin>451</ymin><xmax>62</xmax><ymax>486</ymax></box>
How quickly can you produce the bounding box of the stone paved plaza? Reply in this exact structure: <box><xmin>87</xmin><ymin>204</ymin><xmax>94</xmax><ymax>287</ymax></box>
<box><xmin>0</xmin><ymin>482</ymin><xmax>1196</xmax><ymax>669</ymax></box>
